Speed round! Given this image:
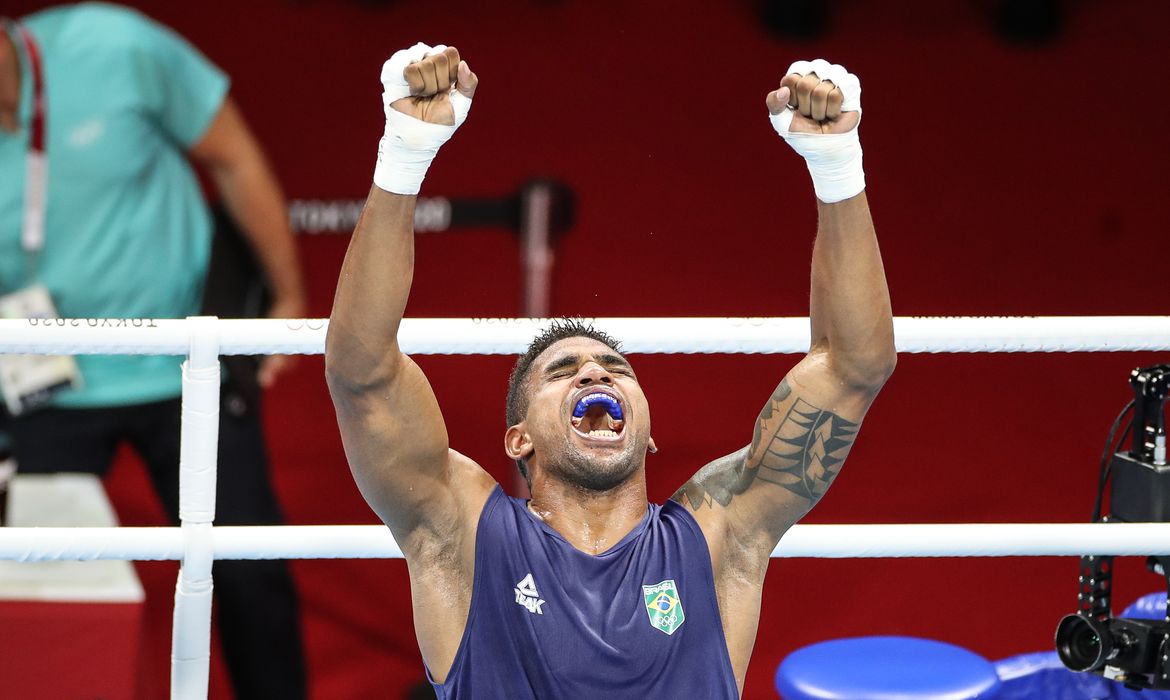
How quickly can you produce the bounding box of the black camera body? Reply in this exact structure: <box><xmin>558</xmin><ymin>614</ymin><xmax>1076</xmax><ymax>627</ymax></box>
<box><xmin>1054</xmin><ymin>366</ymin><xmax>1170</xmax><ymax>691</ymax></box>
<box><xmin>1111</xmin><ymin>451</ymin><xmax>1170</xmax><ymax>523</ymax></box>
<box><xmin>1056</xmin><ymin>614</ymin><xmax>1170</xmax><ymax>689</ymax></box>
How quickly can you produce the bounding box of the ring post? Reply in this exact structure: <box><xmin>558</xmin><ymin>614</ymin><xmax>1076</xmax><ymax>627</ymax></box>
<box><xmin>170</xmin><ymin>316</ymin><xmax>220</xmax><ymax>700</ymax></box>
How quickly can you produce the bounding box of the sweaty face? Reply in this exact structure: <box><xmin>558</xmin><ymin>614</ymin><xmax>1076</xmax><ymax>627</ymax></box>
<box><xmin>517</xmin><ymin>338</ymin><xmax>652</xmax><ymax>492</ymax></box>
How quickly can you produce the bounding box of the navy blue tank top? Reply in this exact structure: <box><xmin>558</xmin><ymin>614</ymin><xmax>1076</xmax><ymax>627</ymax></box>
<box><xmin>428</xmin><ymin>486</ymin><xmax>739</xmax><ymax>698</ymax></box>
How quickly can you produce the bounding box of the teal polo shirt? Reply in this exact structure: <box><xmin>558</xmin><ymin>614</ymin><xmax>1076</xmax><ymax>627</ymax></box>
<box><xmin>0</xmin><ymin>3</ymin><xmax>229</xmax><ymax>408</ymax></box>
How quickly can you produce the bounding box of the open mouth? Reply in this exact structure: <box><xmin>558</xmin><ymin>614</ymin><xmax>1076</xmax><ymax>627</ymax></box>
<box><xmin>569</xmin><ymin>391</ymin><xmax>625</xmax><ymax>441</ymax></box>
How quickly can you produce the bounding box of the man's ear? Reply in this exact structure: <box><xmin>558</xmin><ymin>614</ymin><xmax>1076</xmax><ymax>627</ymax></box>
<box><xmin>504</xmin><ymin>423</ymin><xmax>534</xmax><ymax>461</ymax></box>
<box><xmin>648</xmin><ymin>436</ymin><xmax>658</xmax><ymax>454</ymax></box>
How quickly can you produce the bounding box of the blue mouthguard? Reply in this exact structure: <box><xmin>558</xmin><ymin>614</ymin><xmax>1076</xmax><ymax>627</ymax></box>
<box><xmin>572</xmin><ymin>393</ymin><xmax>623</xmax><ymax>421</ymax></box>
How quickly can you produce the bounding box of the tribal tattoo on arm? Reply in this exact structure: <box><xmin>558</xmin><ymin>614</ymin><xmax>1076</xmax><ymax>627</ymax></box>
<box><xmin>673</xmin><ymin>379</ymin><xmax>860</xmax><ymax>512</ymax></box>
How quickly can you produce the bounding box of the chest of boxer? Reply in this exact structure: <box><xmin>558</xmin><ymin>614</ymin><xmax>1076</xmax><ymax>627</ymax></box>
<box><xmin>429</xmin><ymin>486</ymin><xmax>739</xmax><ymax>699</ymax></box>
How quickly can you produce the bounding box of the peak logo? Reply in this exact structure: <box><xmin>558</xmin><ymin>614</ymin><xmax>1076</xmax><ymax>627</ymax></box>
<box><xmin>514</xmin><ymin>573</ymin><xmax>546</xmax><ymax>615</ymax></box>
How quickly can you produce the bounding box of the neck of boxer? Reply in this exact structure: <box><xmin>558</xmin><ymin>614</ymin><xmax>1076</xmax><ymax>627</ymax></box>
<box><xmin>0</xmin><ymin>31</ymin><xmax>19</xmax><ymax>134</ymax></box>
<box><xmin>526</xmin><ymin>468</ymin><xmax>649</xmax><ymax>556</ymax></box>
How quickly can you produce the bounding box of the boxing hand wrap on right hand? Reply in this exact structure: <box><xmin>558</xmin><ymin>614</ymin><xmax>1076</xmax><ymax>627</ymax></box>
<box><xmin>769</xmin><ymin>59</ymin><xmax>865</xmax><ymax>204</ymax></box>
<box><xmin>373</xmin><ymin>42</ymin><xmax>472</xmax><ymax>195</ymax></box>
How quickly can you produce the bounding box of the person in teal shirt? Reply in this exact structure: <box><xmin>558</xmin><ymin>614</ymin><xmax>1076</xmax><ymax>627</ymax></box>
<box><xmin>0</xmin><ymin>4</ymin><xmax>307</xmax><ymax>697</ymax></box>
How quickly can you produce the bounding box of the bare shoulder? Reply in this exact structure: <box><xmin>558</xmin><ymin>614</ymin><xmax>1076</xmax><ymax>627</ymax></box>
<box><xmin>672</xmin><ymin>447</ymin><xmax>772</xmax><ymax>582</ymax></box>
<box><xmin>399</xmin><ymin>449</ymin><xmax>497</xmax><ymax>562</ymax></box>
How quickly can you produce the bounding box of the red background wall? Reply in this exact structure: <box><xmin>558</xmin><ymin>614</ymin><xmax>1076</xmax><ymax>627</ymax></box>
<box><xmin>10</xmin><ymin>1</ymin><xmax>1170</xmax><ymax>698</ymax></box>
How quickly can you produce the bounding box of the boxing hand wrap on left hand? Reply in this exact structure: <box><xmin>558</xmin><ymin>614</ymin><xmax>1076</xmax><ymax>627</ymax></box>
<box><xmin>373</xmin><ymin>42</ymin><xmax>472</xmax><ymax>195</ymax></box>
<box><xmin>769</xmin><ymin>59</ymin><xmax>865</xmax><ymax>204</ymax></box>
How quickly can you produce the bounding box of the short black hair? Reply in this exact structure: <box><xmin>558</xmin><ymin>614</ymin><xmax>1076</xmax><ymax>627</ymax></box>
<box><xmin>505</xmin><ymin>318</ymin><xmax>624</xmax><ymax>483</ymax></box>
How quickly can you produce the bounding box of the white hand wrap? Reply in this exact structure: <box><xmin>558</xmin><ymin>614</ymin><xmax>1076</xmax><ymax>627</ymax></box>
<box><xmin>373</xmin><ymin>42</ymin><xmax>472</xmax><ymax>195</ymax></box>
<box><xmin>769</xmin><ymin>59</ymin><xmax>865</xmax><ymax>204</ymax></box>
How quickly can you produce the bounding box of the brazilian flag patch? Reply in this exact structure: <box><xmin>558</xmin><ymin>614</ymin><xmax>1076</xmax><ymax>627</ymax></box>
<box><xmin>643</xmin><ymin>579</ymin><xmax>685</xmax><ymax>635</ymax></box>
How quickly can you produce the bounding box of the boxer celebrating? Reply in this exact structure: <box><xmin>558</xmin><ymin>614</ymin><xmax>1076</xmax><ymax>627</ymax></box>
<box><xmin>326</xmin><ymin>45</ymin><xmax>895</xmax><ymax>698</ymax></box>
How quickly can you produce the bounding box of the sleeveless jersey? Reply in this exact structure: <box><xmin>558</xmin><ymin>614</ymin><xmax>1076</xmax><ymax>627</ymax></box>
<box><xmin>428</xmin><ymin>486</ymin><xmax>740</xmax><ymax>698</ymax></box>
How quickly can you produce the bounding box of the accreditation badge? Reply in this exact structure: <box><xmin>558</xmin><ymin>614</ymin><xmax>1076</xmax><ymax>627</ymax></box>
<box><xmin>0</xmin><ymin>285</ymin><xmax>83</xmax><ymax>415</ymax></box>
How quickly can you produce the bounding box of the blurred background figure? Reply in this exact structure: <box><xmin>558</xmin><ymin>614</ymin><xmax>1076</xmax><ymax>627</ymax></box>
<box><xmin>0</xmin><ymin>3</ymin><xmax>307</xmax><ymax>698</ymax></box>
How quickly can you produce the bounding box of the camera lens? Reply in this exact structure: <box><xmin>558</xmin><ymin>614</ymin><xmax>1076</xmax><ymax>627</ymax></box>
<box><xmin>1056</xmin><ymin>614</ymin><xmax>1112</xmax><ymax>672</ymax></box>
<box><xmin>1072</xmin><ymin>629</ymin><xmax>1100</xmax><ymax>659</ymax></box>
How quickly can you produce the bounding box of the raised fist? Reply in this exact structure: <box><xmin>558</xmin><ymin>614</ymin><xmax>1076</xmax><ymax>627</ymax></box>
<box><xmin>765</xmin><ymin>60</ymin><xmax>865</xmax><ymax>203</ymax></box>
<box><xmin>381</xmin><ymin>44</ymin><xmax>478</xmax><ymax>127</ymax></box>
<box><xmin>766</xmin><ymin>60</ymin><xmax>859</xmax><ymax>135</ymax></box>
<box><xmin>374</xmin><ymin>43</ymin><xmax>478</xmax><ymax>195</ymax></box>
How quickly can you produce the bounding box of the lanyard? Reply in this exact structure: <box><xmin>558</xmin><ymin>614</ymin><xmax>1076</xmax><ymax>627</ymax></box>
<box><xmin>15</xmin><ymin>23</ymin><xmax>47</xmax><ymax>262</ymax></box>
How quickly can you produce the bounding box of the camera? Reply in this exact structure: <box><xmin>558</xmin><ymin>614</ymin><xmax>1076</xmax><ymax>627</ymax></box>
<box><xmin>1054</xmin><ymin>366</ymin><xmax>1170</xmax><ymax>691</ymax></box>
<box><xmin>1056</xmin><ymin>614</ymin><xmax>1169</xmax><ymax>681</ymax></box>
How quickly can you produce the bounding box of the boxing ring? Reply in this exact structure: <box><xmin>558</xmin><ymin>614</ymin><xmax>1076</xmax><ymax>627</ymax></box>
<box><xmin>2</xmin><ymin>315</ymin><xmax>1170</xmax><ymax>700</ymax></box>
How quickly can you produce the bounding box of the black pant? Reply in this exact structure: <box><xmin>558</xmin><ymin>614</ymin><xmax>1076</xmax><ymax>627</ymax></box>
<box><xmin>10</xmin><ymin>397</ymin><xmax>307</xmax><ymax>699</ymax></box>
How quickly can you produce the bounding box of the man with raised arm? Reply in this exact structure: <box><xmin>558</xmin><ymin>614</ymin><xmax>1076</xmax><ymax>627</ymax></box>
<box><xmin>326</xmin><ymin>44</ymin><xmax>895</xmax><ymax>698</ymax></box>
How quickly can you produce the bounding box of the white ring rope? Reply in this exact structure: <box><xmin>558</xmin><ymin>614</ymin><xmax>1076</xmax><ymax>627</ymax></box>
<box><xmin>0</xmin><ymin>315</ymin><xmax>1168</xmax><ymax>355</ymax></box>
<box><xmin>3</xmin><ymin>523</ymin><xmax>1170</xmax><ymax>561</ymax></box>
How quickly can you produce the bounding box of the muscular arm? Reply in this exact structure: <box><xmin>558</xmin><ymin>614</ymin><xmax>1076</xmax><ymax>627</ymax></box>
<box><xmin>327</xmin><ymin>189</ymin><xmax>454</xmax><ymax>534</ymax></box>
<box><xmin>676</xmin><ymin>192</ymin><xmax>893</xmax><ymax>544</ymax></box>
<box><xmin>327</xmin><ymin>184</ymin><xmax>495</xmax><ymax>686</ymax></box>
<box><xmin>675</xmin><ymin>183</ymin><xmax>893</xmax><ymax>694</ymax></box>
<box><xmin>325</xmin><ymin>49</ymin><xmax>489</xmax><ymax>680</ymax></box>
<box><xmin>324</xmin><ymin>48</ymin><xmax>491</xmax><ymax>543</ymax></box>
